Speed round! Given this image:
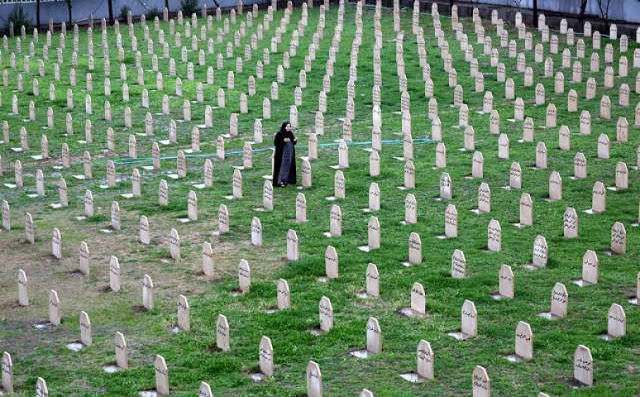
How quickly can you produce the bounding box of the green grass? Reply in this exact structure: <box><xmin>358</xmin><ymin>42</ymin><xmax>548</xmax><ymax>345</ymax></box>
<box><xmin>0</xmin><ymin>2</ymin><xmax>639</xmax><ymax>397</ymax></box>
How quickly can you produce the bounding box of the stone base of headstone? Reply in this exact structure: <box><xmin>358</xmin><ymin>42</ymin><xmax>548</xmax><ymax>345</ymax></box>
<box><xmin>400</xmin><ymin>373</ymin><xmax>426</xmax><ymax>383</ymax></box>
<box><xmin>325</xmin><ymin>196</ymin><xmax>338</xmax><ymax>201</ymax></box>
<box><xmin>503</xmin><ymin>354</ymin><xmax>525</xmax><ymax>363</ymax></box>
<box><xmin>139</xmin><ymin>390</ymin><xmax>159</xmax><ymax>397</ymax></box>
<box><xmin>329</xmin><ymin>165</ymin><xmax>345</xmax><ymax>170</ymax></box>
<box><xmin>356</xmin><ymin>291</ymin><xmax>370</xmax><ymax>299</ymax></box>
<box><xmin>66</xmin><ymin>341</ymin><xmax>84</xmax><ymax>352</ymax></box>
<box><xmin>435</xmin><ymin>234</ymin><xmax>451</xmax><ymax>240</ymax></box>
<box><xmin>398</xmin><ymin>307</ymin><xmax>425</xmax><ymax>318</ymax></box>
<box><xmin>177</xmin><ymin>218</ymin><xmax>192</xmax><ymax>224</ymax></box>
<box><xmin>192</xmin><ymin>183</ymin><xmax>207</xmax><ymax>190</ymax></box>
<box><xmin>537</xmin><ymin>312</ymin><xmax>559</xmax><ymax>320</ymax></box>
<box><xmin>349</xmin><ymin>349</ymin><xmax>371</xmax><ymax>359</ymax></box>
<box><xmin>392</xmin><ymin>156</ymin><xmax>407</xmax><ymax>162</ymax></box>
<box><xmin>606</xmin><ymin>186</ymin><xmax>623</xmax><ymax>191</ymax></box>
<box><xmin>77</xmin><ymin>140</ymin><xmax>87</xmax><ymax>144</ymax></box>
<box><xmin>490</xmin><ymin>292</ymin><xmax>509</xmax><ymax>300</ymax></box>
<box><xmin>158</xmin><ymin>140</ymin><xmax>172</xmax><ymax>145</ymax></box>
<box><xmin>628</xmin><ymin>297</ymin><xmax>638</xmax><ymax>305</ymax></box>
<box><xmin>598</xmin><ymin>333</ymin><xmax>618</xmax><ymax>342</ymax></box>
<box><xmin>232</xmin><ymin>165</ymin><xmax>245</xmax><ymax>171</ymax></box>
<box><xmin>73</xmin><ymin>174</ymin><xmax>86</xmax><ymax>180</ymax></box>
<box><xmin>397</xmin><ymin>185</ymin><xmax>410</xmax><ymax>190</ymax></box>
<box><xmin>470</xmin><ymin>208</ymin><xmax>488</xmax><ymax>215</ymax></box>
<box><xmin>102</xmin><ymin>364</ymin><xmax>122</xmax><ymax>373</ymax></box>
<box><xmin>3</xmin><ymin>183</ymin><xmax>17</xmax><ymax>189</ymax></box>
<box><xmin>167</xmin><ymin>174</ymin><xmax>179</xmax><ymax>180</ymax></box>
<box><xmin>572</xmin><ymin>279</ymin><xmax>594</xmax><ymax>288</ymax></box>
<box><xmin>52</xmin><ymin>165</ymin><xmax>64</xmax><ymax>170</ymax></box>
<box><xmin>26</xmin><ymin>193</ymin><xmax>39</xmax><ymax>198</ymax></box>
<box><xmin>525</xmin><ymin>263</ymin><xmax>544</xmax><ymax>271</ymax></box>
<box><xmin>316</xmin><ymin>277</ymin><xmax>328</xmax><ymax>283</ymax></box>
<box><xmin>170</xmin><ymin>325</ymin><xmax>181</xmax><ymax>334</ymax></box>
<box><xmin>543</xmin><ymin>197</ymin><xmax>560</xmax><ymax>202</ymax></box>
<box><xmin>512</xmin><ymin>222</ymin><xmax>528</xmax><ymax>228</ymax></box>
<box><xmin>33</xmin><ymin>321</ymin><xmax>54</xmax><ymax>330</ymax></box>
<box><xmin>100</xmin><ymin>228</ymin><xmax>113</xmax><ymax>234</ymax></box>
<box><xmin>31</xmin><ymin>154</ymin><xmax>43</xmax><ymax>160</ymax></box>
<box><xmin>357</xmin><ymin>245</ymin><xmax>373</xmax><ymax>252</ymax></box>
<box><xmin>249</xmin><ymin>373</ymin><xmax>267</xmax><ymax>382</ymax></box>
<box><xmin>507</xmin><ymin>118</ymin><xmax>516</xmax><ymax>123</ymax></box>
<box><xmin>76</xmin><ymin>216</ymin><xmax>87</xmax><ymax>221</ymax></box>
<box><xmin>223</xmin><ymin>195</ymin><xmax>236</xmax><ymax>200</ymax></box>
<box><xmin>362</xmin><ymin>147</ymin><xmax>374</xmax><ymax>153</ymax></box>
<box><xmin>401</xmin><ymin>261</ymin><xmax>417</xmax><ymax>267</ymax></box>
<box><xmin>10</xmin><ymin>147</ymin><xmax>24</xmax><ymax>152</ymax></box>
<box><xmin>309</xmin><ymin>327</ymin><xmax>327</xmax><ymax>336</ymax></box>
<box><xmin>603</xmin><ymin>250</ymin><xmax>618</xmax><ymax>257</ymax></box>
<box><xmin>447</xmin><ymin>331</ymin><xmax>472</xmax><ymax>341</ymax></box>
<box><xmin>253</xmin><ymin>206</ymin><xmax>268</xmax><ymax>212</ymax></box>
<box><xmin>501</xmin><ymin>185</ymin><xmax>516</xmax><ymax>191</ymax></box>
<box><xmin>50</xmin><ymin>202</ymin><xmax>65</xmax><ymax>209</ymax></box>
<box><xmin>230</xmin><ymin>289</ymin><xmax>246</xmax><ymax>297</ymax></box>
<box><xmin>121</xmin><ymin>193</ymin><xmax>135</xmax><ymax>199</ymax></box>
<box><xmin>136</xmin><ymin>132</ymin><xmax>152</xmax><ymax>137</ymax></box>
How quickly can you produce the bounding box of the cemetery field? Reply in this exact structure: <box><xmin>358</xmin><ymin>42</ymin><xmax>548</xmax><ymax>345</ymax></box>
<box><xmin>1</xmin><ymin>1</ymin><xmax>640</xmax><ymax>396</ymax></box>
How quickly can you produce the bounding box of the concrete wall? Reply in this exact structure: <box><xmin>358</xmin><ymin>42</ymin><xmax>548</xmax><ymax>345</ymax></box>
<box><xmin>469</xmin><ymin>0</ymin><xmax>640</xmax><ymax>24</ymax></box>
<box><xmin>0</xmin><ymin>0</ymin><xmax>269</xmax><ymax>28</ymax></box>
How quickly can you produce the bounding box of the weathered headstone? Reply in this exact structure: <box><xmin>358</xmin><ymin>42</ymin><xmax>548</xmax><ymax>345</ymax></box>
<box><xmin>472</xmin><ymin>366</ymin><xmax>490</xmax><ymax>397</ymax></box>
<box><xmin>79</xmin><ymin>311</ymin><xmax>92</xmax><ymax>346</ymax></box>
<box><xmin>48</xmin><ymin>289</ymin><xmax>61</xmax><ymax>325</ymax></box>
<box><xmin>109</xmin><ymin>256</ymin><xmax>120</xmax><ymax>292</ymax></box>
<box><xmin>610</xmin><ymin>222</ymin><xmax>626</xmax><ymax>254</ymax></box>
<box><xmin>548</xmin><ymin>171</ymin><xmax>562</xmax><ymax>201</ymax></box>
<box><xmin>2</xmin><ymin>351</ymin><xmax>14</xmax><ymax>393</ymax></box>
<box><xmin>287</xmin><ymin>229</ymin><xmax>299</xmax><ymax>261</ymax></box>
<box><xmin>514</xmin><ymin>321</ymin><xmax>533</xmax><ymax>360</ymax></box>
<box><xmin>564</xmin><ymin>207</ymin><xmax>578</xmax><ymax>238</ymax></box>
<box><xmin>143</xmin><ymin>274</ymin><xmax>154</xmax><ymax>310</ymax></box>
<box><xmin>259</xmin><ymin>336</ymin><xmax>274</xmax><ymax>377</ymax></box>
<box><xmin>154</xmin><ymin>355</ymin><xmax>169</xmax><ymax>395</ymax></box>
<box><xmin>573</xmin><ymin>345</ymin><xmax>593</xmax><ymax>386</ymax></box>
<box><xmin>451</xmin><ymin>249</ymin><xmax>467</xmax><ymax>279</ymax></box>
<box><xmin>216</xmin><ymin>314</ymin><xmax>230</xmax><ymax>352</ymax></box>
<box><xmin>550</xmin><ymin>282</ymin><xmax>568</xmax><ymax>318</ymax></box>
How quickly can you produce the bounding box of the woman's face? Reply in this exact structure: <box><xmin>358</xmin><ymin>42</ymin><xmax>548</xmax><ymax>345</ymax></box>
<box><xmin>285</xmin><ymin>123</ymin><xmax>292</xmax><ymax>132</ymax></box>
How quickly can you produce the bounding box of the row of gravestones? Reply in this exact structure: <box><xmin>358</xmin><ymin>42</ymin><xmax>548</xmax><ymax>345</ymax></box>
<box><xmin>2</xmin><ymin>0</ymin><xmax>636</xmax><ymax>184</ymax></box>
<box><xmin>2</xmin><ymin>2</ymin><xmax>636</xmax><ymax>392</ymax></box>
<box><xmin>0</xmin><ymin>296</ymin><xmax>612</xmax><ymax>395</ymax></box>
<box><xmin>0</xmin><ymin>4</ymin><xmax>338</xmax><ymax>173</ymax></box>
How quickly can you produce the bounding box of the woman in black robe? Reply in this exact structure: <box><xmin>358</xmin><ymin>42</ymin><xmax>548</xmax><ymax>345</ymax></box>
<box><xmin>273</xmin><ymin>121</ymin><xmax>297</xmax><ymax>187</ymax></box>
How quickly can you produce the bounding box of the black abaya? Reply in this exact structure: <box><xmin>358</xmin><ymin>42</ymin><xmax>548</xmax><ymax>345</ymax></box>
<box><xmin>273</xmin><ymin>129</ymin><xmax>297</xmax><ymax>185</ymax></box>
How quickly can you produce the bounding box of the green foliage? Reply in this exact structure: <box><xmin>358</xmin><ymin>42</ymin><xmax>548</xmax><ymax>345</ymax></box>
<box><xmin>4</xmin><ymin>4</ymin><xmax>32</xmax><ymax>36</ymax></box>
<box><xmin>118</xmin><ymin>5</ymin><xmax>131</xmax><ymax>22</ymax></box>
<box><xmin>146</xmin><ymin>7</ymin><xmax>163</xmax><ymax>21</ymax></box>
<box><xmin>180</xmin><ymin>0</ymin><xmax>200</xmax><ymax>17</ymax></box>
